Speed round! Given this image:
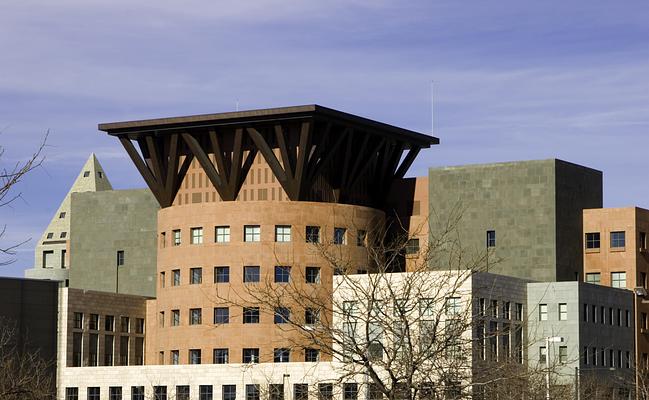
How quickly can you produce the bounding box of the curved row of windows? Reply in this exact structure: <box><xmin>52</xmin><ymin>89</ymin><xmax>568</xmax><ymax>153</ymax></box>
<box><xmin>156</xmin><ymin>347</ymin><xmax>321</xmax><ymax>366</ymax></box>
<box><xmin>159</xmin><ymin>266</ymin><xmax>330</xmax><ymax>288</ymax></box>
<box><xmin>158</xmin><ymin>306</ymin><xmax>320</xmax><ymax>328</ymax></box>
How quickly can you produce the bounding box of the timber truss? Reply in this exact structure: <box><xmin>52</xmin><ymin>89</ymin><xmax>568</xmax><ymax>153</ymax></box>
<box><xmin>100</xmin><ymin>105</ymin><xmax>438</xmax><ymax>208</ymax></box>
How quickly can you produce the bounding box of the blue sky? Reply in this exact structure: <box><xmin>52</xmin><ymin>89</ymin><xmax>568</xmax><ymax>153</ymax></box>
<box><xmin>1</xmin><ymin>0</ymin><xmax>648</xmax><ymax>276</ymax></box>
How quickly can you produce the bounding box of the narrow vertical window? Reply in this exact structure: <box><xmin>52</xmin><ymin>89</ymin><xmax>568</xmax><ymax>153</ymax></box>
<box><xmin>486</xmin><ymin>230</ymin><xmax>496</xmax><ymax>247</ymax></box>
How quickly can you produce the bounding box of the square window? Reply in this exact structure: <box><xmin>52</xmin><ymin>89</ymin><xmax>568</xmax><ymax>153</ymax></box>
<box><xmin>559</xmin><ymin>303</ymin><xmax>567</xmax><ymax>320</ymax></box>
<box><xmin>154</xmin><ymin>386</ymin><xmax>168</xmax><ymax>400</ymax></box>
<box><xmin>486</xmin><ymin>230</ymin><xmax>496</xmax><ymax>248</ymax></box>
<box><xmin>46</xmin><ymin>232</ymin><xmax>54</xmax><ymax>239</ymax></box>
<box><xmin>177</xmin><ymin>386</ymin><xmax>190</xmax><ymax>400</ymax></box>
<box><xmin>172</xmin><ymin>310</ymin><xmax>180</xmax><ymax>326</ymax></box>
<box><xmin>109</xmin><ymin>387</ymin><xmax>122</xmax><ymax>400</ymax></box>
<box><xmin>244</xmin><ymin>266</ymin><xmax>260</xmax><ymax>283</ymax></box>
<box><xmin>66</xmin><ymin>387</ymin><xmax>79</xmax><ymax>400</ymax></box>
<box><xmin>190</xmin><ymin>267</ymin><xmax>203</xmax><ymax>284</ymax></box>
<box><xmin>275</xmin><ymin>307</ymin><xmax>290</xmax><ymax>324</ymax></box>
<box><xmin>306</xmin><ymin>226</ymin><xmax>320</xmax><ymax>243</ymax></box>
<box><xmin>172</xmin><ymin>229</ymin><xmax>181</xmax><ymax>246</ymax></box>
<box><xmin>214</xmin><ymin>307</ymin><xmax>229</xmax><ymax>324</ymax></box>
<box><xmin>244</xmin><ymin>225</ymin><xmax>261</xmax><ymax>242</ymax></box>
<box><xmin>270</xmin><ymin>384</ymin><xmax>284</xmax><ymax>400</ymax></box>
<box><xmin>611</xmin><ymin>231</ymin><xmax>626</xmax><ymax>248</ymax></box>
<box><xmin>83</xmin><ymin>171</ymin><xmax>90</xmax><ymax>177</ymax></box>
<box><xmin>242</xmin><ymin>348</ymin><xmax>259</xmax><ymax>363</ymax></box>
<box><xmin>246</xmin><ymin>385</ymin><xmax>260</xmax><ymax>400</ymax></box>
<box><xmin>405</xmin><ymin>238</ymin><xmax>419</xmax><ymax>254</ymax></box>
<box><xmin>116</xmin><ymin>250</ymin><xmax>125</xmax><ymax>266</ymax></box>
<box><xmin>318</xmin><ymin>384</ymin><xmax>333</xmax><ymax>400</ymax></box>
<box><xmin>344</xmin><ymin>383</ymin><xmax>358</xmax><ymax>400</ymax></box>
<box><xmin>305</xmin><ymin>308</ymin><xmax>319</xmax><ymax>326</ymax></box>
<box><xmin>243</xmin><ymin>307</ymin><xmax>260</xmax><ymax>324</ymax></box>
<box><xmin>274</xmin><ymin>348</ymin><xmax>290</xmax><ymax>363</ymax></box>
<box><xmin>190</xmin><ymin>308</ymin><xmax>202</xmax><ymax>325</ymax></box>
<box><xmin>539</xmin><ymin>304</ymin><xmax>548</xmax><ymax>321</ymax></box>
<box><xmin>223</xmin><ymin>385</ymin><xmax>237</xmax><ymax>400</ymax></box>
<box><xmin>586</xmin><ymin>273</ymin><xmax>601</xmax><ymax>285</ymax></box>
<box><xmin>59</xmin><ymin>212</ymin><xmax>66</xmax><ymax>219</ymax></box>
<box><xmin>446</xmin><ymin>297</ymin><xmax>461</xmax><ymax>315</ymax></box>
<box><xmin>275</xmin><ymin>266</ymin><xmax>291</xmax><ymax>283</ymax></box>
<box><xmin>585</xmin><ymin>232</ymin><xmax>600</xmax><ymax>249</ymax></box>
<box><xmin>275</xmin><ymin>225</ymin><xmax>291</xmax><ymax>242</ymax></box>
<box><xmin>215</xmin><ymin>226</ymin><xmax>231</xmax><ymax>243</ymax></box>
<box><xmin>189</xmin><ymin>349</ymin><xmax>201</xmax><ymax>365</ymax></box>
<box><xmin>612</xmin><ymin>272</ymin><xmax>627</xmax><ymax>288</ymax></box>
<box><xmin>215</xmin><ymin>266</ymin><xmax>230</xmax><ymax>283</ymax></box>
<box><xmin>213</xmin><ymin>348</ymin><xmax>229</xmax><ymax>364</ymax></box>
<box><xmin>333</xmin><ymin>227</ymin><xmax>346</xmax><ymax>245</ymax></box>
<box><xmin>305</xmin><ymin>267</ymin><xmax>320</xmax><ymax>284</ymax></box>
<box><xmin>191</xmin><ymin>227</ymin><xmax>204</xmax><ymax>244</ymax></box>
<box><xmin>356</xmin><ymin>230</ymin><xmax>367</xmax><ymax>247</ymax></box>
<box><xmin>132</xmin><ymin>387</ymin><xmax>145</xmax><ymax>400</ymax></box>
<box><xmin>305</xmin><ymin>348</ymin><xmax>319</xmax><ymax>362</ymax></box>
<box><xmin>294</xmin><ymin>384</ymin><xmax>309</xmax><ymax>400</ymax></box>
<box><xmin>172</xmin><ymin>269</ymin><xmax>181</xmax><ymax>286</ymax></box>
<box><xmin>88</xmin><ymin>387</ymin><xmax>101</xmax><ymax>400</ymax></box>
<box><xmin>60</xmin><ymin>231</ymin><xmax>67</xmax><ymax>239</ymax></box>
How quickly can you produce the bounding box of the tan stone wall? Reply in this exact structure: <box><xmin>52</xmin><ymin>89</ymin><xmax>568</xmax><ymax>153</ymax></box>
<box><xmin>147</xmin><ymin>201</ymin><xmax>385</xmax><ymax>365</ymax></box>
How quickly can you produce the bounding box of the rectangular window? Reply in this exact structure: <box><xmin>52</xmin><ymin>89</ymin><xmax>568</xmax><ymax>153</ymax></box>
<box><xmin>214</xmin><ymin>307</ymin><xmax>229</xmax><ymax>324</ymax></box>
<box><xmin>641</xmin><ymin>232</ymin><xmax>647</xmax><ymax>250</ymax></box>
<box><xmin>344</xmin><ymin>383</ymin><xmax>358</xmax><ymax>400</ymax></box>
<box><xmin>559</xmin><ymin>303</ymin><xmax>567</xmax><ymax>320</ymax></box>
<box><xmin>612</xmin><ymin>272</ymin><xmax>627</xmax><ymax>288</ymax></box>
<box><xmin>116</xmin><ymin>250</ymin><xmax>125</xmax><ymax>266</ymax></box>
<box><xmin>515</xmin><ymin>303</ymin><xmax>523</xmax><ymax>320</ymax></box>
<box><xmin>62</xmin><ymin>249</ymin><xmax>67</xmax><ymax>268</ymax></box>
<box><xmin>160</xmin><ymin>272</ymin><xmax>166</xmax><ymax>288</ymax></box>
<box><xmin>305</xmin><ymin>308</ymin><xmax>319</xmax><ymax>326</ymax></box>
<box><xmin>333</xmin><ymin>227</ymin><xmax>347</xmax><ymax>244</ymax></box>
<box><xmin>190</xmin><ymin>308</ymin><xmax>202</xmax><ymax>325</ymax></box>
<box><xmin>242</xmin><ymin>348</ymin><xmax>260</xmax><ymax>363</ymax></box>
<box><xmin>215</xmin><ymin>266</ymin><xmax>230</xmax><ymax>283</ymax></box>
<box><xmin>611</xmin><ymin>231</ymin><xmax>626</xmax><ymax>248</ymax></box>
<box><xmin>119</xmin><ymin>336</ymin><xmax>129</xmax><ymax>365</ymax></box>
<box><xmin>42</xmin><ymin>249</ymin><xmax>54</xmax><ymax>268</ymax></box>
<box><xmin>294</xmin><ymin>384</ymin><xmax>308</xmax><ymax>400</ymax></box>
<box><xmin>275</xmin><ymin>266</ymin><xmax>291</xmax><ymax>283</ymax></box>
<box><xmin>88</xmin><ymin>387</ymin><xmax>101</xmax><ymax>400</ymax></box>
<box><xmin>539</xmin><ymin>304</ymin><xmax>548</xmax><ymax>321</ymax></box>
<box><xmin>246</xmin><ymin>385</ymin><xmax>260</xmax><ymax>400</ymax></box>
<box><xmin>213</xmin><ymin>348</ymin><xmax>229</xmax><ymax>364</ymax></box>
<box><xmin>172</xmin><ymin>310</ymin><xmax>180</xmax><ymax>326</ymax></box>
<box><xmin>59</xmin><ymin>211</ymin><xmax>66</xmax><ymax>218</ymax></box>
<box><xmin>89</xmin><ymin>333</ymin><xmax>99</xmax><ymax>366</ymax></box>
<box><xmin>305</xmin><ymin>348</ymin><xmax>319</xmax><ymax>362</ymax></box>
<box><xmin>60</xmin><ymin>231</ymin><xmax>67</xmax><ymax>238</ymax></box>
<box><xmin>585</xmin><ymin>232</ymin><xmax>600</xmax><ymax>249</ymax></box>
<box><xmin>270</xmin><ymin>385</ymin><xmax>284</xmax><ymax>400</ymax></box>
<box><xmin>190</xmin><ymin>267</ymin><xmax>203</xmax><ymax>284</ymax></box>
<box><xmin>109</xmin><ymin>387</ymin><xmax>122</xmax><ymax>400</ymax></box>
<box><xmin>223</xmin><ymin>386</ymin><xmax>237</xmax><ymax>400</ymax></box>
<box><xmin>154</xmin><ymin>386</ymin><xmax>167</xmax><ymax>400</ymax></box>
<box><xmin>306</xmin><ymin>226</ymin><xmax>320</xmax><ymax>243</ymax></box>
<box><xmin>318</xmin><ymin>384</ymin><xmax>333</xmax><ymax>400</ymax></box>
<box><xmin>172</xmin><ymin>269</ymin><xmax>181</xmax><ymax>286</ymax></box>
<box><xmin>275</xmin><ymin>307</ymin><xmax>290</xmax><ymax>324</ymax></box>
<box><xmin>243</xmin><ymin>307</ymin><xmax>260</xmax><ymax>324</ymax></box>
<box><xmin>171</xmin><ymin>350</ymin><xmax>179</xmax><ymax>365</ymax></box>
<box><xmin>131</xmin><ymin>386</ymin><xmax>145</xmax><ymax>400</ymax></box>
<box><xmin>176</xmin><ymin>386</ymin><xmax>190</xmax><ymax>400</ymax></box>
<box><xmin>486</xmin><ymin>230</ymin><xmax>496</xmax><ymax>247</ymax></box>
<box><xmin>136</xmin><ymin>318</ymin><xmax>144</xmax><ymax>334</ymax></box>
<box><xmin>419</xmin><ymin>299</ymin><xmax>434</xmax><ymax>317</ymax></box>
<box><xmin>198</xmin><ymin>385</ymin><xmax>214</xmax><ymax>400</ymax></box>
<box><xmin>73</xmin><ymin>312</ymin><xmax>83</xmax><ymax>329</ymax></box>
<box><xmin>503</xmin><ymin>301</ymin><xmax>511</xmax><ymax>320</ymax></box>
<box><xmin>121</xmin><ymin>316</ymin><xmax>130</xmax><ymax>333</ymax></box>
<box><xmin>367</xmin><ymin>384</ymin><xmax>383</xmax><ymax>400</ymax></box>
<box><xmin>215</xmin><ymin>226</ymin><xmax>230</xmax><ymax>243</ymax></box>
<box><xmin>274</xmin><ymin>348</ymin><xmax>290</xmax><ymax>362</ymax></box>
<box><xmin>586</xmin><ymin>273</ymin><xmax>601</xmax><ymax>285</ymax></box>
<box><xmin>159</xmin><ymin>311</ymin><xmax>165</xmax><ymax>328</ymax></box>
<box><xmin>172</xmin><ymin>229</ymin><xmax>181</xmax><ymax>246</ymax></box>
<box><xmin>491</xmin><ymin>300</ymin><xmax>498</xmax><ymax>318</ymax></box>
<box><xmin>356</xmin><ymin>230</ymin><xmax>367</xmax><ymax>247</ymax></box>
<box><xmin>559</xmin><ymin>346</ymin><xmax>568</xmax><ymax>364</ymax></box>
<box><xmin>275</xmin><ymin>225</ymin><xmax>291</xmax><ymax>242</ymax></box>
<box><xmin>191</xmin><ymin>227</ymin><xmax>204</xmax><ymax>244</ymax></box>
<box><xmin>405</xmin><ymin>238</ymin><xmax>420</xmax><ymax>254</ymax></box>
<box><xmin>89</xmin><ymin>314</ymin><xmax>99</xmax><ymax>330</ymax></box>
<box><xmin>160</xmin><ymin>232</ymin><xmax>166</xmax><ymax>248</ymax></box>
<box><xmin>244</xmin><ymin>225</ymin><xmax>261</xmax><ymax>242</ymax></box>
<box><xmin>305</xmin><ymin>267</ymin><xmax>320</xmax><ymax>283</ymax></box>
<box><xmin>244</xmin><ymin>266</ymin><xmax>260</xmax><ymax>283</ymax></box>
<box><xmin>446</xmin><ymin>297</ymin><xmax>461</xmax><ymax>315</ymax></box>
<box><xmin>105</xmin><ymin>335</ymin><xmax>114</xmax><ymax>366</ymax></box>
<box><xmin>72</xmin><ymin>333</ymin><xmax>82</xmax><ymax>366</ymax></box>
<box><xmin>540</xmin><ymin>346</ymin><xmax>547</xmax><ymax>363</ymax></box>
<box><xmin>189</xmin><ymin>349</ymin><xmax>201</xmax><ymax>364</ymax></box>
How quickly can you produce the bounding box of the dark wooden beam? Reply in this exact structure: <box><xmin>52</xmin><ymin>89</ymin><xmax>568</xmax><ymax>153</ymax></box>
<box><xmin>118</xmin><ymin>137</ymin><xmax>167</xmax><ymax>206</ymax></box>
<box><xmin>181</xmin><ymin>132</ymin><xmax>232</xmax><ymax>200</ymax></box>
<box><xmin>394</xmin><ymin>147</ymin><xmax>421</xmax><ymax>179</ymax></box>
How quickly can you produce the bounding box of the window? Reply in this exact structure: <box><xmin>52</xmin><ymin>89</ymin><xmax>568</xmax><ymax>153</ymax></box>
<box><xmin>446</xmin><ymin>297</ymin><xmax>461</xmax><ymax>315</ymax></box>
<box><xmin>189</xmin><ymin>349</ymin><xmax>201</xmax><ymax>364</ymax></box>
<box><xmin>120</xmin><ymin>316</ymin><xmax>130</xmax><ymax>333</ymax></box>
<box><xmin>246</xmin><ymin>385</ymin><xmax>260</xmax><ymax>400</ymax></box>
<box><xmin>305</xmin><ymin>308</ymin><xmax>319</xmax><ymax>326</ymax></box>
<box><xmin>66</xmin><ymin>387</ymin><xmax>79</xmax><ymax>400</ymax></box>
<box><xmin>74</xmin><ymin>312</ymin><xmax>83</xmax><ymax>329</ymax></box>
<box><xmin>88</xmin><ymin>387</ymin><xmax>101</xmax><ymax>400</ymax></box>
<box><xmin>586</xmin><ymin>273</ymin><xmax>601</xmax><ymax>285</ymax></box>
<box><xmin>119</xmin><ymin>336</ymin><xmax>129</xmax><ymax>365</ymax></box>
<box><xmin>190</xmin><ymin>308</ymin><xmax>202</xmax><ymax>325</ymax></box>
<box><xmin>215</xmin><ymin>266</ymin><xmax>230</xmax><ymax>283</ymax></box>
<box><xmin>172</xmin><ymin>269</ymin><xmax>181</xmax><ymax>286</ymax></box>
<box><xmin>275</xmin><ymin>266</ymin><xmax>291</xmax><ymax>283</ymax></box>
<box><xmin>612</xmin><ymin>272</ymin><xmax>627</xmax><ymax>288</ymax></box>
<box><xmin>160</xmin><ymin>232</ymin><xmax>166</xmax><ymax>248</ymax></box>
<box><xmin>294</xmin><ymin>384</ymin><xmax>308</xmax><ymax>400</ymax></box>
<box><xmin>611</xmin><ymin>231</ymin><xmax>625</xmax><ymax>248</ymax></box>
<box><xmin>305</xmin><ymin>348</ymin><xmax>319</xmax><ymax>362</ymax></box>
<box><xmin>270</xmin><ymin>385</ymin><xmax>284</xmax><ymax>400</ymax></box>
<box><xmin>177</xmin><ymin>386</ymin><xmax>190</xmax><ymax>400</ymax></box>
<box><xmin>83</xmin><ymin>170</ymin><xmax>90</xmax><ymax>177</ymax></box>
<box><xmin>198</xmin><ymin>385</ymin><xmax>214</xmax><ymax>400</ymax></box>
<box><xmin>356</xmin><ymin>230</ymin><xmax>367</xmax><ymax>246</ymax></box>
<box><xmin>344</xmin><ymin>383</ymin><xmax>358</xmax><ymax>400</ymax></box>
<box><xmin>105</xmin><ymin>315</ymin><xmax>115</xmax><ymax>331</ymax></box>
<box><xmin>60</xmin><ymin>231</ymin><xmax>67</xmax><ymax>238</ymax></box>
<box><xmin>131</xmin><ymin>386</ymin><xmax>145</xmax><ymax>400</ymax></box>
<box><xmin>244</xmin><ymin>266</ymin><xmax>260</xmax><ymax>283</ymax></box>
<box><xmin>116</xmin><ymin>250</ymin><xmax>125</xmax><ymax>266</ymax></box>
<box><xmin>274</xmin><ymin>348</ymin><xmax>290</xmax><ymax>362</ymax></box>
<box><xmin>275</xmin><ymin>307</ymin><xmax>290</xmax><ymax>324</ymax></box>
<box><xmin>503</xmin><ymin>301</ymin><xmax>511</xmax><ymax>320</ymax></box>
<box><xmin>539</xmin><ymin>304</ymin><xmax>548</xmax><ymax>321</ymax></box>
<box><xmin>558</xmin><ymin>346</ymin><xmax>568</xmax><ymax>364</ymax></box>
<box><xmin>243</xmin><ymin>307</ymin><xmax>260</xmax><ymax>324</ymax></box>
<box><xmin>491</xmin><ymin>300</ymin><xmax>498</xmax><ymax>318</ymax></box>
<box><xmin>305</xmin><ymin>267</ymin><xmax>320</xmax><ymax>283</ymax></box>
<box><xmin>42</xmin><ymin>249</ymin><xmax>54</xmax><ymax>268</ymax></box>
<box><xmin>160</xmin><ymin>272</ymin><xmax>166</xmax><ymax>288</ymax></box>
<box><xmin>223</xmin><ymin>385</ymin><xmax>237</xmax><ymax>400</ymax></box>
<box><xmin>172</xmin><ymin>310</ymin><xmax>180</xmax><ymax>326</ymax></box>
<box><xmin>154</xmin><ymin>386</ymin><xmax>167</xmax><ymax>400</ymax></box>
<box><xmin>318</xmin><ymin>384</ymin><xmax>333</xmax><ymax>400</ymax></box>
<box><xmin>642</xmin><ymin>232</ymin><xmax>648</xmax><ymax>250</ymax></box>
<box><xmin>172</xmin><ymin>229</ymin><xmax>181</xmax><ymax>246</ymax></box>
<box><xmin>242</xmin><ymin>348</ymin><xmax>259</xmax><ymax>363</ymax></box>
<box><xmin>540</xmin><ymin>346</ymin><xmax>547</xmax><ymax>363</ymax></box>
<box><xmin>306</xmin><ymin>226</ymin><xmax>320</xmax><ymax>243</ymax></box>
<box><xmin>191</xmin><ymin>227</ymin><xmax>204</xmax><ymax>244</ymax></box>
<box><xmin>244</xmin><ymin>225</ymin><xmax>261</xmax><ymax>242</ymax></box>
<box><xmin>405</xmin><ymin>239</ymin><xmax>419</xmax><ymax>254</ymax></box>
<box><xmin>275</xmin><ymin>225</ymin><xmax>291</xmax><ymax>242</ymax></box>
<box><xmin>486</xmin><ymin>230</ymin><xmax>496</xmax><ymax>247</ymax></box>
<box><xmin>214</xmin><ymin>307</ymin><xmax>229</xmax><ymax>324</ymax></box>
<box><xmin>215</xmin><ymin>226</ymin><xmax>230</xmax><ymax>243</ymax></box>
<box><xmin>89</xmin><ymin>314</ymin><xmax>99</xmax><ymax>330</ymax></box>
<box><xmin>59</xmin><ymin>211</ymin><xmax>66</xmax><ymax>218</ymax></box>
<box><xmin>419</xmin><ymin>299</ymin><xmax>434</xmax><ymax>318</ymax></box>
<box><xmin>171</xmin><ymin>350</ymin><xmax>179</xmax><ymax>365</ymax></box>
<box><xmin>62</xmin><ymin>249</ymin><xmax>67</xmax><ymax>268</ymax></box>
<box><xmin>190</xmin><ymin>267</ymin><xmax>203</xmax><ymax>284</ymax></box>
<box><xmin>46</xmin><ymin>232</ymin><xmax>54</xmax><ymax>239</ymax></box>
<box><xmin>585</xmin><ymin>232</ymin><xmax>600</xmax><ymax>249</ymax></box>
<box><xmin>213</xmin><ymin>348</ymin><xmax>229</xmax><ymax>364</ymax></box>
<box><xmin>109</xmin><ymin>387</ymin><xmax>122</xmax><ymax>400</ymax></box>
<box><xmin>559</xmin><ymin>303</ymin><xmax>567</xmax><ymax>320</ymax></box>
<box><xmin>367</xmin><ymin>384</ymin><xmax>383</xmax><ymax>400</ymax></box>
<box><xmin>333</xmin><ymin>227</ymin><xmax>346</xmax><ymax>244</ymax></box>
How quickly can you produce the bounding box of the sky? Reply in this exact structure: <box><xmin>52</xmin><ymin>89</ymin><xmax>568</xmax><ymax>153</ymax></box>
<box><xmin>0</xmin><ymin>0</ymin><xmax>648</xmax><ymax>277</ymax></box>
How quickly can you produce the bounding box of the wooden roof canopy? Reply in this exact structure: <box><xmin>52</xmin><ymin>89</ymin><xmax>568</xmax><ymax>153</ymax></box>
<box><xmin>99</xmin><ymin>105</ymin><xmax>439</xmax><ymax>208</ymax></box>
